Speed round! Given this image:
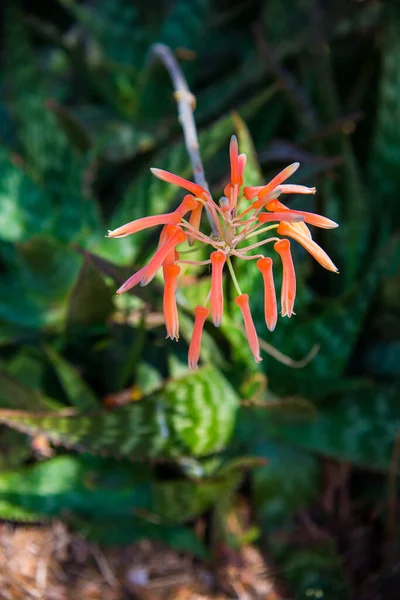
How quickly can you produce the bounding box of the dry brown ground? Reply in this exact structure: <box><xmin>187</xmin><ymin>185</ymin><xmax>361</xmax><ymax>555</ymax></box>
<box><xmin>0</xmin><ymin>522</ymin><xmax>285</xmax><ymax>600</ymax></box>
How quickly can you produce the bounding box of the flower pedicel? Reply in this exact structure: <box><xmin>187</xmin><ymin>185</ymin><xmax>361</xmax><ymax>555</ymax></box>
<box><xmin>108</xmin><ymin>136</ymin><xmax>338</xmax><ymax>369</ymax></box>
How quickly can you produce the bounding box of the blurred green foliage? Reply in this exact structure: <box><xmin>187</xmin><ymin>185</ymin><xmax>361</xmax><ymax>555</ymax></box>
<box><xmin>0</xmin><ymin>0</ymin><xmax>399</xmax><ymax>597</ymax></box>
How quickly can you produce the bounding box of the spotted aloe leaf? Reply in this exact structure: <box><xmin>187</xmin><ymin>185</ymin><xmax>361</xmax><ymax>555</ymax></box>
<box><xmin>0</xmin><ymin>366</ymin><xmax>239</xmax><ymax>459</ymax></box>
<box><xmin>0</xmin><ymin>454</ymin><xmax>242</xmax><ymax>540</ymax></box>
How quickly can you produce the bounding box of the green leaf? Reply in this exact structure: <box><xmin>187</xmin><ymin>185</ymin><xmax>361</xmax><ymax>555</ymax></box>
<box><xmin>160</xmin><ymin>0</ymin><xmax>210</xmax><ymax>51</ymax></box>
<box><xmin>93</xmin><ymin>121</ymin><xmax>155</xmax><ymax>162</ymax></box>
<box><xmin>79</xmin><ymin>517</ymin><xmax>207</xmax><ymax>557</ymax></box>
<box><xmin>66</xmin><ymin>258</ymin><xmax>114</xmax><ymax>328</ymax></box>
<box><xmin>369</xmin><ymin>4</ymin><xmax>400</xmax><ymax>229</ymax></box>
<box><xmin>253</xmin><ymin>441</ymin><xmax>320</xmax><ymax>529</ymax></box>
<box><xmin>44</xmin><ymin>346</ymin><xmax>98</xmax><ymax>411</ymax></box>
<box><xmin>57</xmin><ymin>0</ymin><xmax>147</xmax><ymax>117</ymax></box>
<box><xmin>272</xmin><ymin>542</ymin><xmax>349</xmax><ymax>600</ymax></box>
<box><xmin>6</xmin><ymin>349</ymin><xmax>44</xmax><ymax>393</ymax></box>
<box><xmin>265</xmin><ymin>384</ymin><xmax>400</xmax><ymax>473</ymax></box>
<box><xmin>0</xmin><ymin>427</ymin><xmax>31</xmax><ymax>471</ymax></box>
<box><xmin>0</xmin><ymin>149</ymin><xmax>53</xmax><ymax>243</ymax></box>
<box><xmin>45</xmin><ymin>99</ymin><xmax>92</xmax><ymax>153</ymax></box>
<box><xmin>4</xmin><ymin>5</ymin><xmax>73</xmax><ymax>181</ymax></box>
<box><xmin>154</xmin><ymin>474</ymin><xmax>242</xmax><ymax>523</ymax></box>
<box><xmin>262</xmin><ymin>242</ymin><xmax>397</xmax><ymax>396</ymax></box>
<box><xmin>0</xmin><ymin>370</ymin><xmax>58</xmax><ymax>411</ymax></box>
<box><xmin>0</xmin><ymin>366</ymin><xmax>239</xmax><ymax>459</ymax></box>
<box><xmin>0</xmin><ymin>453</ymin><xmax>236</xmax><ymax>554</ymax></box>
<box><xmin>58</xmin><ymin>0</ymin><xmax>147</xmax><ymax>68</ymax></box>
<box><xmin>0</xmin><ymin>237</ymin><xmax>81</xmax><ymax>330</ymax></box>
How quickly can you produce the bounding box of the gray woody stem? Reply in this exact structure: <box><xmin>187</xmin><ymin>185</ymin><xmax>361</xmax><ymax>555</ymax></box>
<box><xmin>150</xmin><ymin>43</ymin><xmax>219</xmax><ymax>238</ymax></box>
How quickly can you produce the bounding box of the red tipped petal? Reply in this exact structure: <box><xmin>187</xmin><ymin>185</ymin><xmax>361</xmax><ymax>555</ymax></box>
<box><xmin>235</xmin><ymin>294</ymin><xmax>261</xmax><ymax>363</ymax></box>
<box><xmin>256</xmin><ymin>258</ymin><xmax>277</xmax><ymax>331</ymax></box>
<box><xmin>151</xmin><ymin>168</ymin><xmax>205</xmax><ymax>196</ymax></box>
<box><xmin>188</xmin><ymin>306</ymin><xmax>209</xmax><ymax>369</ymax></box>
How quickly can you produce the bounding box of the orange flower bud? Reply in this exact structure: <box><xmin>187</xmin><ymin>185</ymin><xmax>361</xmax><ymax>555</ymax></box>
<box><xmin>243</xmin><ymin>163</ymin><xmax>300</xmax><ymax>201</ymax></box>
<box><xmin>256</xmin><ymin>257</ymin><xmax>277</xmax><ymax>332</ymax></box>
<box><xmin>277</xmin><ymin>222</ymin><xmax>338</xmax><ymax>273</ymax></box>
<box><xmin>235</xmin><ymin>294</ymin><xmax>261</xmax><ymax>363</ymax></box>
<box><xmin>150</xmin><ymin>168</ymin><xmax>205</xmax><ymax>197</ymax></box>
<box><xmin>188</xmin><ymin>306</ymin><xmax>209</xmax><ymax>369</ymax></box>
<box><xmin>108</xmin><ymin>212</ymin><xmax>181</xmax><ymax>239</ymax></box>
<box><xmin>163</xmin><ymin>264</ymin><xmax>181</xmax><ymax>340</ymax></box>
<box><xmin>230</xmin><ymin>135</ymin><xmax>239</xmax><ymax>185</ymax></box>
<box><xmin>210</xmin><ymin>251</ymin><xmax>226</xmax><ymax>327</ymax></box>
<box><xmin>274</xmin><ymin>239</ymin><xmax>296</xmax><ymax>318</ymax></box>
<box><xmin>258</xmin><ymin>163</ymin><xmax>300</xmax><ymax>199</ymax></box>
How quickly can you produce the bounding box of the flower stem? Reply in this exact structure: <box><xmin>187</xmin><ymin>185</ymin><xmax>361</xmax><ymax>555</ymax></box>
<box><xmin>226</xmin><ymin>256</ymin><xmax>242</xmax><ymax>296</ymax></box>
<box><xmin>150</xmin><ymin>44</ymin><xmax>219</xmax><ymax>239</ymax></box>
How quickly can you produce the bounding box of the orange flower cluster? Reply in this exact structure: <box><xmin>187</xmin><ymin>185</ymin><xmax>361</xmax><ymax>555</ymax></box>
<box><xmin>108</xmin><ymin>136</ymin><xmax>338</xmax><ymax>369</ymax></box>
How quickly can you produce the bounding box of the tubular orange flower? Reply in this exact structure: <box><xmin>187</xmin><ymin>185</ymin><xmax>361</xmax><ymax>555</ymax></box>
<box><xmin>163</xmin><ymin>264</ymin><xmax>181</xmax><ymax>340</ymax></box>
<box><xmin>150</xmin><ymin>168</ymin><xmax>207</xmax><ymax>197</ymax></box>
<box><xmin>141</xmin><ymin>227</ymin><xmax>186</xmax><ymax>286</ymax></box>
<box><xmin>244</xmin><ymin>183</ymin><xmax>316</xmax><ymax>200</ymax></box>
<box><xmin>277</xmin><ymin>222</ymin><xmax>338</xmax><ymax>272</ymax></box>
<box><xmin>274</xmin><ymin>239</ymin><xmax>296</xmax><ymax>318</ymax></box>
<box><xmin>210</xmin><ymin>251</ymin><xmax>226</xmax><ymax>326</ymax></box>
<box><xmin>244</xmin><ymin>162</ymin><xmax>300</xmax><ymax>201</ymax></box>
<box><xmin>108</xmin><ymin>212</ymin><xmax>181</xmax><ymax>239</ymax></box>
<box><xmin>235</xmin><ymin>294</ymin><xmax>261</xmax><ymax>363</ymax></box>
<box><xmin>256</xmin><ymin>257</ymin><xmax>277</xmax><ymax>332</ymax></box>
<box><xmin>188</xmin><ymin>306</ymin><xmax>209</xmax><ymax>369</ymax></box>
<box><xmin>108</xmin><ymin>195</ymin><xmax>197</xmax><ymax>239</ymax></box>
<box><xmin>266</xmin><ymin>199</ymin><xmax>338</xmax><ymax>229</ymax></box>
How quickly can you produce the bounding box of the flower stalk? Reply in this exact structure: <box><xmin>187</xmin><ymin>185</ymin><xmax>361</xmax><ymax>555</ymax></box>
<box><xmin>110</xmin><ymin>45</ymin><xmax>339</xmax><ymax>369</ymax></box>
